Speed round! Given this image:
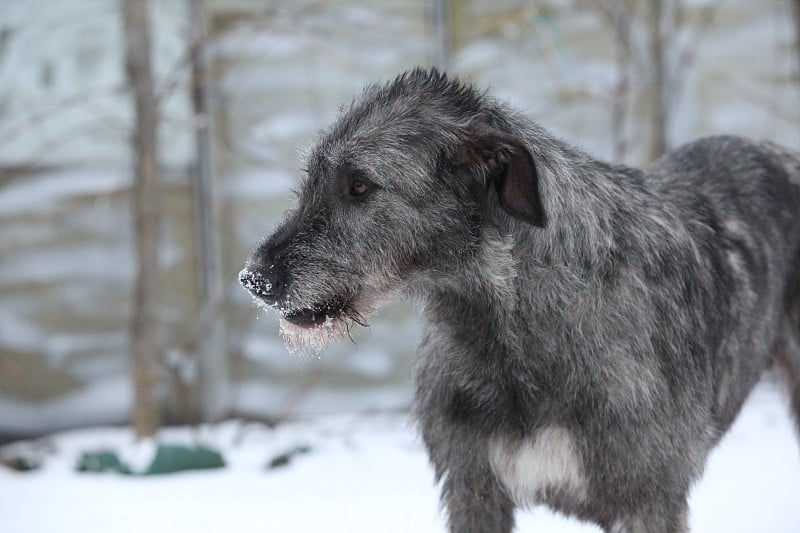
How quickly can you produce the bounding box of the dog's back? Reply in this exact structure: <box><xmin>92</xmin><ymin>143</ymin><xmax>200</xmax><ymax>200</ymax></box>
<box><xmin>648</xmin><ymin>136</ymin><xmax>800</xmax><ymax>432</ymax></box>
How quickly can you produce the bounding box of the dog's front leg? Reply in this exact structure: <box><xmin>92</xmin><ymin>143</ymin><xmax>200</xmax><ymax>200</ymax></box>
<box><xmin>439</xmin><ymin>455</ymin><xmax>515</xmax><ymax>533</ymax></box>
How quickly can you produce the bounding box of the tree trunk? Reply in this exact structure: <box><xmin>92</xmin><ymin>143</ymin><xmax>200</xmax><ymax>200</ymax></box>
<box><xmin>793</xmin><ymin>0</ymin><xmax>800</xmax><ymax>85</ymax></box>
<box><xmin>590</xmin><ymin>0</ymin><xmax>635</xmax><ymax>163</ymax></box>
<box><xmin>123</xmin><ymin>0</ymin><xmax>161</xmax><ymax>438</ymax></box>
<box><xmin>610</xmin><ymin>19</ymin><xmax>631</xmax><ymax>164</ymax></box>
<box><xmin>646</xmin><ymin>0</ymin><xmax>668</xmax><ymax>162</ymax></box>
<box><xmin>431</xmin><ymin>0</ymin><xmax>450</xmax><ymax>71</ymax></box>
<box><xmin>189</xmin><ymin>0</ymin><xmax>228</xmax><ymax>424</ymax></box>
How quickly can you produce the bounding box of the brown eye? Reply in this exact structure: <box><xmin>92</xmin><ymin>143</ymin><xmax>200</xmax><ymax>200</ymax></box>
<box><xmin>350</xmin><ymin>179</ymin><xmax>369</xmax><ymax>196</ymax></box>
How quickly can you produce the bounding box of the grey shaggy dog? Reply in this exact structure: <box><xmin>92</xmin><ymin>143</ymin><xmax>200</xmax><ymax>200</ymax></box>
<box><xmin>240</xmin><ymin>68</ymin><xmax>800</xmax><ymax>532</ymax></box>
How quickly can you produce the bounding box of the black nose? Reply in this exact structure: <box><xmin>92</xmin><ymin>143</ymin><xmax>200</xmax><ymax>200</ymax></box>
<box><xmin>238</xmin><ymin>266</ymin><xmax>282</xmax><ymax>304</ymax></box>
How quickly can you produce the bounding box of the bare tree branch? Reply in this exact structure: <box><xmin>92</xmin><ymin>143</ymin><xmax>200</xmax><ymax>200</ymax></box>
<box><xmin>588</xmin><ymin>0</ymin><xmax>636</xmax><ymax>162</ymax></box>
<box><xmin>670</xmin><ymin>0</ymin><xmax>725</xmax><ymax>102</ymax></box>
<box><xmin>0</xmin><ymin>85</ymin><xmax>126</xmax><ymax>147</ymax></box>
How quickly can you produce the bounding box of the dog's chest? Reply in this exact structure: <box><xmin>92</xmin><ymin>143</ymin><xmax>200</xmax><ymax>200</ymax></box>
<box><xmin>488</xmin><ymin>426</ymin><xmax>587</xmax><ymax>506</ymax></box>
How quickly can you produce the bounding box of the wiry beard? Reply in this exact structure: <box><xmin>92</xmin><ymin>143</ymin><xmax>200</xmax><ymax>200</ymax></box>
<box><xmin>277</xmin><ymin>306</ymin><xmax>368</xmax><ymax>356</ymax></box>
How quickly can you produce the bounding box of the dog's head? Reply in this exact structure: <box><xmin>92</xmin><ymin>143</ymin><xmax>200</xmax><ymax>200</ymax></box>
<box><xmin>240</xmin><ymin>68</ymin><xmax>546</xmax><ymax>353</ymax></box>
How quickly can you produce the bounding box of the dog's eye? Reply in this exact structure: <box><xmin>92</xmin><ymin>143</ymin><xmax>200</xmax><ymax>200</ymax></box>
<box><xmin>349</xmin><ymin>179</ymin><xmax>369</xmax><ymax>197</ymax></box>
<box><xmin>336</xmin><ymin>165</ymin><xmax>374</xmax><ymax>200</ymax></box>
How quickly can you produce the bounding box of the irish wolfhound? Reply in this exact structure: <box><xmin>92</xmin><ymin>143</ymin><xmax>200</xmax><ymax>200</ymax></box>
<box><xmin>240</xmin><ymin>68</ymin><xmax>800</xmax><ymax>532</ymax></box>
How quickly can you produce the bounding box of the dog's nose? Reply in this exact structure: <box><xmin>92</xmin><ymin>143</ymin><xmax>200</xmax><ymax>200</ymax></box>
<box><xmin>238</xmin><ymin>266</ymin><xmax>282</xmax><ymax>304</ymax></box>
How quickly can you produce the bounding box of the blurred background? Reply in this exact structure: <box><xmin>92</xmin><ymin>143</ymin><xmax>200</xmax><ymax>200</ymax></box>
<box><xmin>1</xmin><ymin>0</ymin><xmax>799</xmax><ymax>442</ymax></box>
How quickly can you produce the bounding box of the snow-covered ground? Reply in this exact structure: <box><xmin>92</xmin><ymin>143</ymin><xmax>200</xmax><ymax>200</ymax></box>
<box><xmin>2</xmin><ymin>380</ymin><xmax>799</xmax><ymax>533</ymax></box>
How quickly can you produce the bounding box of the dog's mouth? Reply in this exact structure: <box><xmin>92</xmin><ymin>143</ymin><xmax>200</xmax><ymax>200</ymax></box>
<box><xmin>283</xmin><ymin>303</ymin><xmax>342</xmax><ymax>328</ymax></box>
<box><xmin>281</xmin><ymin>297</ymin><xmax>368</xmax><ymax>329</ymax></box>
<box><xmin>278</xmin><ymin>297</ymin><xmax>368</xmax><ymax>356</ymax></box>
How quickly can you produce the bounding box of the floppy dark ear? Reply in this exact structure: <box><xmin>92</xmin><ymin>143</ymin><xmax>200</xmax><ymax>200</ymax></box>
<box><xmin>453</xmin><ymin>131</ymin><xmax>546</xmax><ymax>227</ymax></box>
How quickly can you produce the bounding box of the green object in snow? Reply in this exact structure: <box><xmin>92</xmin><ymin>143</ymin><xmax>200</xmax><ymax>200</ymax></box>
<box><xmin>76</xmin><ymin>450</ymin><xmax>133</xmax><ymax>475</ymax></box>
<box><xmin>75</xmin><ymin>444</ymin><xmax>225</xmax><ymax>475</ymax></box>
<box><xmin>143</xmin><ymin>444</ymin><xmax>225</xmax><ymax>475</ymax></box>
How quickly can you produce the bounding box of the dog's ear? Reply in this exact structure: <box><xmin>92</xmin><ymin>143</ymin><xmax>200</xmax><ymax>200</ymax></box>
<box><xmin>452</xmin><ymin>130</ymin><xmax>546</xmax><ymax>227</ymax></box>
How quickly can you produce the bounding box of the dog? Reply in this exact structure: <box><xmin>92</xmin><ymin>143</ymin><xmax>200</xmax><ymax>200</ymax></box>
<box><xmin>240</xmin><ymin>68</ymin><xmax>800</xmax><ymax>532</ymax></box>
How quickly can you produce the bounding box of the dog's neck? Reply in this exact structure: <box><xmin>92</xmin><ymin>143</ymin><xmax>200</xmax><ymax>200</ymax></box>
<box><xmin>415</xmin><ymin>230</ymin><xmax>571</xmax><ymax>357</ymax></box>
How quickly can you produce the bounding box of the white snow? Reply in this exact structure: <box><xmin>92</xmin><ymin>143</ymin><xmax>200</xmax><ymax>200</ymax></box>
<box><xmin>2</xmin><ymin>381</ymin><xmax>799</xmax><ymax>533</ymax></box>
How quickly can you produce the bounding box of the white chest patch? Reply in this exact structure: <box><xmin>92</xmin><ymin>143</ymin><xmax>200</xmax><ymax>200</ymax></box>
<box><xmin>489</xmin><ymin>426</ymin><xmax>587</xmax><ymax>506</ymax></box>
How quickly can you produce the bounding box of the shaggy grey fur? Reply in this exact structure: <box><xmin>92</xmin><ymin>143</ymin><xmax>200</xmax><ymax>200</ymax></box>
<box><xmin>240</xmin><ymin>68</ymin><xmax>800</xmax><ymax>532</ymax></box>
